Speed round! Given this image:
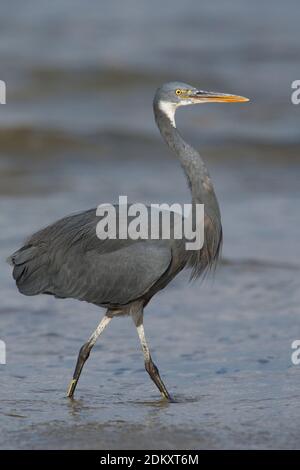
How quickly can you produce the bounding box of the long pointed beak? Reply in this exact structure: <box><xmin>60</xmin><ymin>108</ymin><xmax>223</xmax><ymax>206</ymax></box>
<box><xmin>191</xmin><ymin>91</ymin><xmax>249</xmax><ymax>103</ymax></box>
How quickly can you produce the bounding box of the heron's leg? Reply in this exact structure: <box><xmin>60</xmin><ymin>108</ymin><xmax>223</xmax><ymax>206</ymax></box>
<box><xmin>132</xmin><ymin>309</ymin><xmax>172</xmax><ymax>401</ymax></box>
<box><xmin>67</xmin><ymin>311</ymin><xmax>112</xmax><ymax>398</ymax></box>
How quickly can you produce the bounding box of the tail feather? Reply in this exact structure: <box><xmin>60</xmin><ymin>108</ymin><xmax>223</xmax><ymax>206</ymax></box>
<box><xmin>8</xmin><ymin>245</ymin><xmax>50</xmax><ymax>296</ymax></box>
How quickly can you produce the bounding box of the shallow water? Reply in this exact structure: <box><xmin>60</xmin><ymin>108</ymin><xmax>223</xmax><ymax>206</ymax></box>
<box><xmin>1</xmin><ymin>0</ymin><xmax>300</xmax><ymax>450</ymax></box>
<box><xmin>1</xmin><ymin>151</ymin><xmax>300</xmax><ymax>449</ymax></box>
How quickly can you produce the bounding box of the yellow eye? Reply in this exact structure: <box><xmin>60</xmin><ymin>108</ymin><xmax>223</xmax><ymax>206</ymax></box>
<box><xmin>175</xmin><ymin>89</ymin><xmax>182</xmax><ymax>96</ymax></box>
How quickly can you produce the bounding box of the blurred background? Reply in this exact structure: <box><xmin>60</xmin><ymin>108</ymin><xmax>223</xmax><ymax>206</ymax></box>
<box><xmin>0</xmin><ymin>0</ymin><xmax>300</xmax><ymax>450</ymax></box>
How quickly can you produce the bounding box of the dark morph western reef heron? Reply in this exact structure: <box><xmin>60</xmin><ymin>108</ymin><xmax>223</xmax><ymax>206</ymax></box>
<box><xmin>8</xmin><ymin>82</ymin><xmax>249</xmax><ymax>401</ymax></box>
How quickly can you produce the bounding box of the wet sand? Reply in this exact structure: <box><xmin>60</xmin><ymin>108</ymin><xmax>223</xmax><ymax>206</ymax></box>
<box><xmin>1</xmin><ymin>148</ymin><xmax>300</xmax><ymax>449</ymax></box>
<box><xmin>1</xmin><ymin>0</ymin><xmax>300</xmax><ymax>450</ymax></box>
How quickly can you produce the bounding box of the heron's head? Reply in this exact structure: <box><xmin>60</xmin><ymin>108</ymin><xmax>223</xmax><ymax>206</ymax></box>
<box><xmin>154</xmin><ymin>81</ymin><xmax>249</xmax><ymax>125</ymax></box>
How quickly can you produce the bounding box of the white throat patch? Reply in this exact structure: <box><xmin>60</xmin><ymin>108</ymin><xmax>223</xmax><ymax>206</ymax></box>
<box><xmin>158</xmin><ymin>100</ymin><xmax>177</xmax><ymax>127</ymax></box>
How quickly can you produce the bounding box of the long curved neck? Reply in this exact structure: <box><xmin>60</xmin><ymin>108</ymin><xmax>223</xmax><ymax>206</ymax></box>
<box><xmin>154</xmin><ymin>101</ymin><xmax>220</xmax><ymax>218</ymax></box>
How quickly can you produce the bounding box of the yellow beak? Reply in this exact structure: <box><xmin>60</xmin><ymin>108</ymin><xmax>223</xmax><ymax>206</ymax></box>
<box><xmin>190</xmin><ymin>91</ymin><xmax>249</xmax><ymax>103</ymax></box>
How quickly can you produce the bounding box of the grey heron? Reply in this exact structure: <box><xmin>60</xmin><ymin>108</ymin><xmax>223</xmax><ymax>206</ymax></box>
<box><xmin>8</xmin><ymin>82</ymin><xmax>249</xmax><ymax>401</ymax></box>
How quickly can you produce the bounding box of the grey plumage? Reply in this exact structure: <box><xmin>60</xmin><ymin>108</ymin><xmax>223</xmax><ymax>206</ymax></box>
<box><xmin>8</xmin><ymin>82</ymin><xmax>248</xmax><ymax>400</ymax></box>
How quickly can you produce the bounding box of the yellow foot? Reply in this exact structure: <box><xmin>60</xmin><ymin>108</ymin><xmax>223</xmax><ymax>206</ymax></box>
<box><xmin>161</xmin><ymin>391</ymin><xmax>174</xmax><ymax>402</ymax></box>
